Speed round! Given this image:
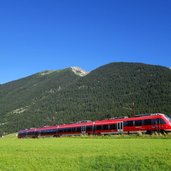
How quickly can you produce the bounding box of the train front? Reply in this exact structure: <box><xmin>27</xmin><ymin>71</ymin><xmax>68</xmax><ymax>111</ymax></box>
<box><xmin>17</xmin><ymin>130</ymin><xmax>27</xmax><ymax>138</ymax></box>
<box><xmin>163</xmin><ymin>114</ymin><xmax>171</xmax><ymax>132</ymax></box>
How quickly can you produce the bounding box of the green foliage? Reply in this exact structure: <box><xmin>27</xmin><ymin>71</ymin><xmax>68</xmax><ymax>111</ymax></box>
<box><xmin>0</xmin><ymin>137</ymin><xmax>171</xmax><ymax>171</ymax></box>
<box><xmin>0</xmin><ymin>62</ymin><xmax>171</xmax><ymax>133</ymax></box>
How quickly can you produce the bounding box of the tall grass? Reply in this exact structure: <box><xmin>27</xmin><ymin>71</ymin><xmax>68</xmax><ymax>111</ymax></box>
<box><xmin>0</xmin><ymin>135</ymin><xmax>171</xmax><ymax>171</ymax></box>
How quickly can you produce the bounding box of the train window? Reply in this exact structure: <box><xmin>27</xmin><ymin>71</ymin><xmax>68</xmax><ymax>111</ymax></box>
<box><xmin>50</xmin><ymin>130</ymin><xmax>54</xmax><ymax>134</ymax></box>
<box><xmin>96</xmin><ymin>125</ymin><xmax>102</xmax><ymax>130</ymax></box>
<box><xmin>103</xmin><ymin>124</ymin><xmax>109</xmax><ymax>130</ymax></box>
<box><xmin>159</xmin><ymin>118</ymin><xmax>166</xmax><ymax>124</ymax></box>
<box><xmin>59</xmin><ymin>128</ymin><xmax>64</xmax><ymax>133</ymax></box>
<box><xmin>124</xmin><ymin>122</ymin><xmax>127</xmax><ymax>127</ymax></box>
<box><xmin>70</xmin><ymin>127</ymin><xmax>75</xmax><ymax>132</ymax></box>
<box><xmin>109</xmin><ymin>124</ymin><xmax>116</xmax><ymax>130</ymax></box>
<box><xmin>76</xmin><ymin>127</ymin><xmax>81</xmax><ymax>132</ymax></box>
<box><xmin>126</xmin><ymin>121</ymin><xmax>133</xmax><ymax>127</ymax></box>
<box><xmin>151</xmin><ymin>118</ymin><xmax>166</xmax><ymax>125</ymax></box>
<box><xmin>20</xmin><ymin>133</ymin><xmax>26</xmax><ymax>137</ymax></box>
<box><xmin>144</xmin><ymin>119</ymin><xmax>151</xmax><ymax>125</ymax></box>
<box><xmin>67</xmin><ymin>128</ymin><xmax>70</xmax><ymax>132</ymax></box>
<box><xmin>135</xmin><ymin>120</ymin><xmax>142</xmax><ymax>126</ymax></box>
<box><xmin>86</xmin><ymin>126</ymin><xmax>92</xmax><ymax>131</ymax></box>
<box><xmin>152</xmin><ymin>119</ymin><xmax>156</xmax><ymax>125</ymax></box>
<box><xmin>28</xmin><ymin>132</ymin><xmax>34</xmax><ymax>135</ymax></box>
<box><xmin>47</xmin><ymin>129</ymin><xmax>56</xmax><ymax>133</ymax></box>
<box><xmin>75</xmin><ymin>127</ymin><xmax>79</xmax><ymax>132</ymax></box>
<box><xmin>71</xmin><ymin>127</ymin><xmax>76</xmax><ymax>132</ymax></box>
<box><xmin>66</xmin><ymin>128</ymin><xmax>70</xmax><ymax>132</ymax></box>
<box><xmin>152</xmin><ymin>119</ymin><xmax>158</xmax><ymax>125</ymax></box>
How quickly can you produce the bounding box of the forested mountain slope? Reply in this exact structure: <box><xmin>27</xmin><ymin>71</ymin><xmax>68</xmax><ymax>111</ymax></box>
<box><xmin>0</xmin><ymin>68</ymin><xmax>83</xmax><ymax>134</ymax></box>
<box><xmin>0</xmin><ymin>62</ymin><xmax>171</xmax><ymax>134</ymax></box>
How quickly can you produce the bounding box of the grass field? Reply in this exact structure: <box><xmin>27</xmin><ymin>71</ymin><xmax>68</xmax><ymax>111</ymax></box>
<box><xmin>0</xmin><ymin>135</ymin><xmax>171</xmax><ymax>171</ymax></box>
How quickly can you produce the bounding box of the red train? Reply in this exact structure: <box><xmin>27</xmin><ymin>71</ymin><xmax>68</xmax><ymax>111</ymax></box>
<box><xmin>18</xmin><ymin>113</ymin><xmax>171</xmax><ymax>138</ymax></box>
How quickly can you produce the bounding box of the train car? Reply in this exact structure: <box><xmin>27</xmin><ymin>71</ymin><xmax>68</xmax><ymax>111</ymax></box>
<box><xmin>18</xmin><ymin>113</ymin><xmax>171</xmax><ymax>138</ymax></box>
<box><xmin>96</xmin><ymin>113</ymin><xmax>171</xmax><ymax>135</ymax></box>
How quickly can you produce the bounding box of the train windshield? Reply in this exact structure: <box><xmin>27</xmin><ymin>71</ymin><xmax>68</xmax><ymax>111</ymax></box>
<box><xmin>164</xmin><ymin>115</ymin><xmax>171</xmax><ymax>123</ymax></box>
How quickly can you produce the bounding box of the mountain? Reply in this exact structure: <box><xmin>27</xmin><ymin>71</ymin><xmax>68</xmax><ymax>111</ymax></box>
<box><xmin>0</xmin><ymin>62</ymin><xmax>171</xmax><ymax>134</ymax></box>
<box><xmin>0</xmin><ymin>68</ymin><xmax>85</xmax><ymax>134</ymax></box>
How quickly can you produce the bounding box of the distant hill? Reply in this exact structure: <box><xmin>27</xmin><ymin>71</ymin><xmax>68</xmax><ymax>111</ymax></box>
<box><xmin>0</xmin><ymin>62</ymin><xmax>171</xmax><ymax>134</ymax></box>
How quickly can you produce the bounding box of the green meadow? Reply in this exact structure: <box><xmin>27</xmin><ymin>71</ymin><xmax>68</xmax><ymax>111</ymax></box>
<box><xmin>0</xmin><ymin>135</ymin><xmax>171</xmax><ymax>171</ymax></box>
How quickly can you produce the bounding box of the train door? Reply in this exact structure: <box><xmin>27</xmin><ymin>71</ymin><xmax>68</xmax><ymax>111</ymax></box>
<box><xmin>157</xmin><ymin>118</ymin><xmax>162</xmax><ymax>132</ymax></box>
<box><xmin>81</xmin><ymin>125</ymin><xmax>86</xmax><ymax>134</ymax></box>
<box><xmin>152</xmin><ymin>118</ymin><xmax>160</xmax><ymax>132</ymax></box>
<box><xmin>117</xmin><ymin>122</ymin><xmax>123</xmax><ymax>134</ymax></box>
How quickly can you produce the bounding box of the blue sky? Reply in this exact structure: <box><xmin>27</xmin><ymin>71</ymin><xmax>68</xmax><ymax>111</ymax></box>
<box><xmin>0</xmin><ymin>0</ymin><xmax>171</xmax><ymax>83</ymax></box>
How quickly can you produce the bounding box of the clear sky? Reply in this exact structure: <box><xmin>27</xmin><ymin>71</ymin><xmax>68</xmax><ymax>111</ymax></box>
<box><xmin>0</xmin><ymin>0</ymin><xmax>171</xmax><ymax>83</ymax></box>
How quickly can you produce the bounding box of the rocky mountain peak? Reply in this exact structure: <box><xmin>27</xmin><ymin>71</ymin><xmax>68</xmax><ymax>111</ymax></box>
<box><xmin>70</xmin><ymin>66</ymin><xmax>88</xmax><ymax>77</ymax></box>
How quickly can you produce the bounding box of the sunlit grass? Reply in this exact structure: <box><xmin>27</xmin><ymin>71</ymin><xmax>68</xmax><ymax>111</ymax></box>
<box><xmin>0</xmin><ymin>135</ymin><xmax>171</xmax><ymax>171</ymax></box>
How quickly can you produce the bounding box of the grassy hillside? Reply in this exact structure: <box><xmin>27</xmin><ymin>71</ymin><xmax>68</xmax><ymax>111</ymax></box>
<box><xmin>0</xmin><ymin>62</ymin><xmax>171</xmax><ymax>134</ymax></box>
<box><xmin>0</xmin><ymin>136</ymin><xmax>171</xmax><ymax>171</ymax></box>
